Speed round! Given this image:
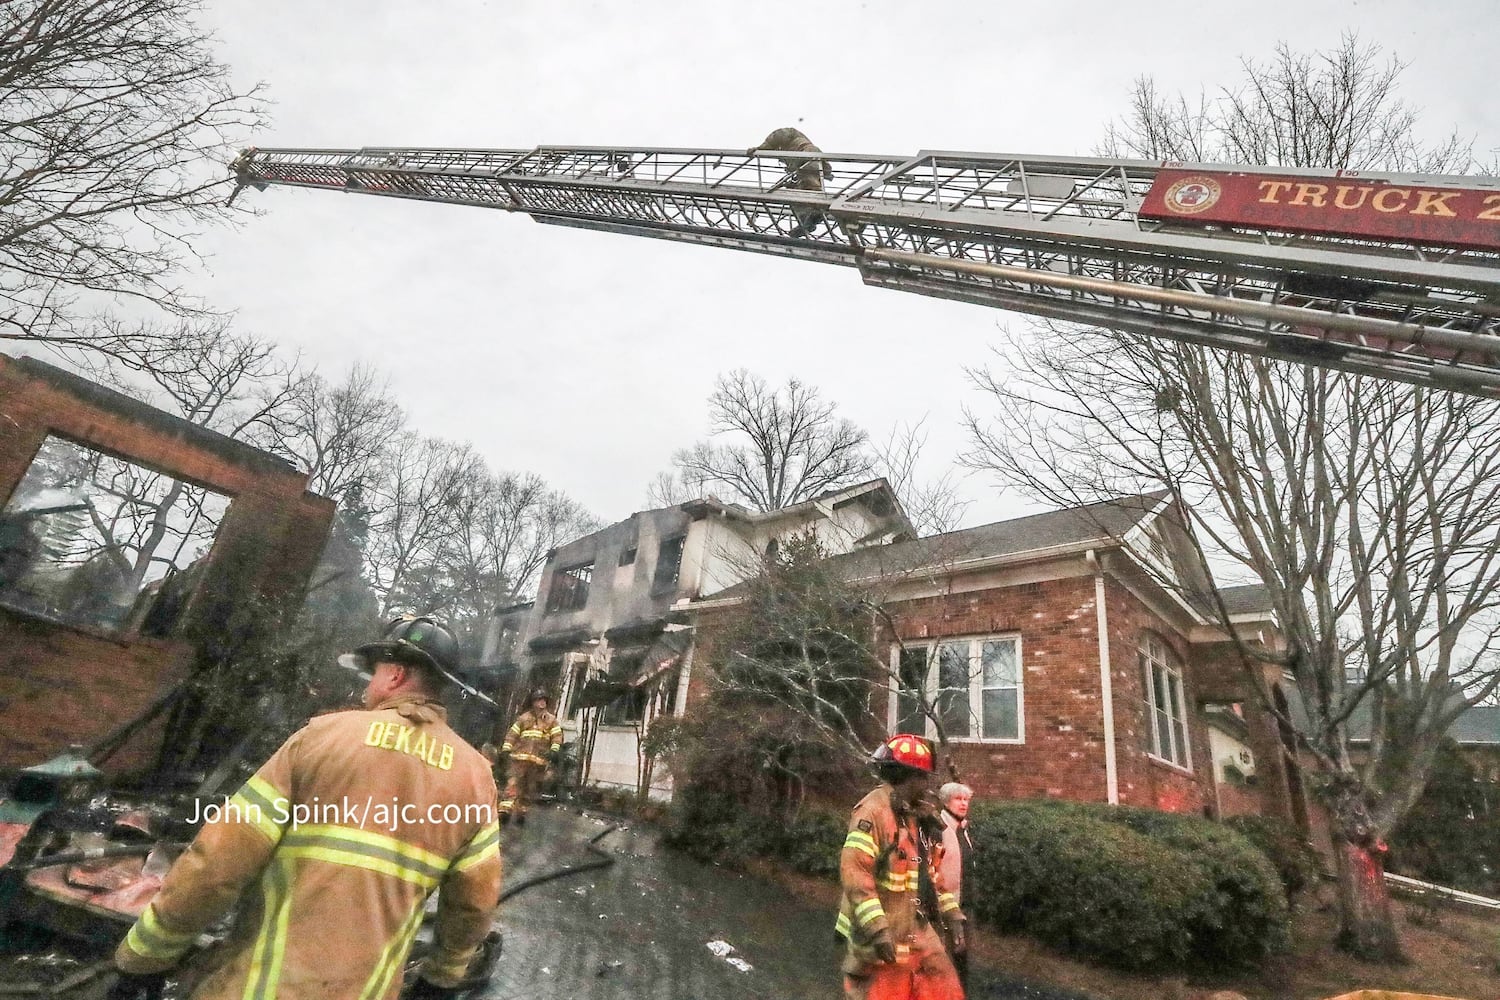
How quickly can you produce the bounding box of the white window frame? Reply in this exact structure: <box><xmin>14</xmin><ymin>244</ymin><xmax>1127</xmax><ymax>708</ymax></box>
<box><xmin>1141</xmin><ymin>634</ymin><xmax>1192</xmax><ymax>770</ymax></box>
<box><xmin>887</xmin><ymin>635</ymin><xmax>1024</xmax><ymax>744</ymax></box>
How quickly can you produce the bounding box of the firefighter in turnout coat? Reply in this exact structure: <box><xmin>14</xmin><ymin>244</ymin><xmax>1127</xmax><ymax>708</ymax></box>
<box><xmin>749</xmin><ymin>126</ymin><xmax>834</xmax><ymax>238</ymax></box>
<box><xmin>837</xmin><ymin>734</ymin><xmax>965</xmax><ymax>1000</ymax></box>
<box><xmin>494</xmin><ymin>689</ymin><xmax>562</xmax><ymax>825</ymax></box>
<box><xmin>108</xmin><ymin>617</ymin><xmax>501</xmax><ymax>1000</ymax></box>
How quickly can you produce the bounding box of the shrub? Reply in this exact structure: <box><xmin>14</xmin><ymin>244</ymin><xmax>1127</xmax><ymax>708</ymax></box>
<box><xmin>967</xmin><ymin>800</ymin><xmax>1289</xmax><ymax>971</ymax></box>
<box><xmin>1224</xmin><ymin>813</ymin><xmax>1324</xmax><ymax>903</ymax></box>
<box><xmin>770</xmin><ymin>808</ymin><xmax>847</xmax><ymax>877</ymax></box>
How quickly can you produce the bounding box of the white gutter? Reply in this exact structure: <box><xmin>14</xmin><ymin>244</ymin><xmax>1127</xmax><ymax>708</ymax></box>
<box><xmin>1087</xmin><ymin>549</ymin><xmax>1119</xmax><ymax>805</ymax></box>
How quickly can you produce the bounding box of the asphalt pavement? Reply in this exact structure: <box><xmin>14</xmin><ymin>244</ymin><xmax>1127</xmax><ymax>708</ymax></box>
<box><xmin>483</xmin><ymin>805</ymin><xmax>1096</xmax><ymax>1000</ymax></box>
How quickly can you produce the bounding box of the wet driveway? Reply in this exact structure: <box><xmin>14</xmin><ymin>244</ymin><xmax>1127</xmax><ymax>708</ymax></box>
<box><xmin>485</xmin><ymin>806</ymin><xmax>1096</xmax><ymax>1000</ymax></box>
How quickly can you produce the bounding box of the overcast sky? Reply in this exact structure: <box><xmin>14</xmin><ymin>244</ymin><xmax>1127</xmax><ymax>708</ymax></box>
<box><xmin>186</xmin><ymin>0</ymin><xmax>1497</xmax><ymax>528</ymax></box>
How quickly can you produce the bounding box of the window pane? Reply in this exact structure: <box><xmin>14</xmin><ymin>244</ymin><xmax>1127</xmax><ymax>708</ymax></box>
<box><xmin>1169</xmin><ymin>674</ymin><xmax>1190</xmax><ymax>767</ymax></box>
<box><xmin>936</xmin><ymin>688</ymin><xmax>970</xmax><ymax>739</ymax></box>
<box><xmin>897</xmin><ymin>646</ymin><xmax>927</xmax><ymax>733</ymax></box>
<box><xmin>1155</xmin><ymin>707</ymin><xmax>1174</xmax><ymax>761</ymax></box>
<box><xmin>981</xmin><ymin>639</ymin><xmax>1017</xmax><ymax>686</ymax></box>
<box><xmin>981</xmin><ymin>689</ymin><xmax>1018</xmax><ymax>740</ymax></box>
<box><xmin>937</xmin><ymin>642</ymin><xmax>969</xmax><ymax>689</ymax></box>
<box><xmin>1153</xmin><ymin>663</ymin><xmax>1173</xmax><ymax>720</ymax></box>
<box><xmin>0</xmin><ymin>435</ymin><xmax>228</xmax><ymax>635</ymax></box>
<box><xmin>936</xmin><ymin>643</ymin><xmax>971</xmax><ymax>739</ymax></box>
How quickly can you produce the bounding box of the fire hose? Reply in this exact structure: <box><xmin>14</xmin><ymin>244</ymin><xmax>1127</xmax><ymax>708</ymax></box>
<box><xmin>403</xmin><ymin>822</ymin><xmax>621</xmax><ymax>997</ymax></box>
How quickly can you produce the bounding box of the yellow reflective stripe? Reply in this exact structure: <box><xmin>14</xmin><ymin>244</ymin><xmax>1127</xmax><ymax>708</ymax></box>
<box><xmin>938</xmin><ymin>891</ymin><xmax>960</xmax><ymax>913</ymax></box>
<box><xmin>834</xmin><ymin>911</ymin><xmax>852</xmax><ymax>937</ymax></box>
<box><xmin>123</xmin><ymin>904</ymin><xmax>195</xmax><ymax>962</ymax></box>
<box><xmin>906</xmin><ymin>870</ymin><xmax>920</xmax><ymax>890</ymax></box>
<box><xmin>878</xmin><ymin>875</ymin><xmax>908</xmax><ymax>892</ymax></box>
<box><xmin>854</xmin><ymin>897</ymin><xmax>885</xmax><ymax>927</ymax></box>
<box><xmin>511</xmin><ymin>753</ymin><xmax>547</xmax><ymax>765</ymax></box>
<box><xmin>242</xmin><ymin>857</ymin><xmax>294</xmax><ymax>1000</ymax></box>
<box><xmin>843</xmin><ymin>831</ymin><xmax>878</xmax><ymax>858</ymax></box>
<box><xmin>451</xmin><ymin>822</ymin><xmax>500</xmax><ymax>874</ymax></box>
<box><xmin>507</xmin><ymin>723</ymin><xmax>522</xmax><ymax>735</ymax></box>
<box><xmin>277</xmin><ymin>844</ymin><xmax>438</xmax><ymax>889</ymax></box>
<box><xmin>229</xmin><ymin>776</ymin><xmax>287</xmax><ymax>845</ymax></box>
<box><xmin>548</xmin><ymin>727</ymin><xmax>563</xmax><ymax>738</ymax></box>
<box><xmin>359</xmin><ymin>897</ymin><xmax>426</xmax><ymax>1000</ymax></box>
<box><xmin>293</xmin><ymin>823</ymin><xmax>447</xmax><ymax>873</ymax></box>
<box><xmin>519</xmin><ymin>729</ymin><xmax>546</xmax><ymax>738</ymax></box>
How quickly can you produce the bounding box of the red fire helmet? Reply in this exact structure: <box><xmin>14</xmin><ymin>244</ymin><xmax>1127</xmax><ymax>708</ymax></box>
<box><xmin>870</xmin><ymin>733</ymin><xmax>935</xmax><ymax>774</ymax></box>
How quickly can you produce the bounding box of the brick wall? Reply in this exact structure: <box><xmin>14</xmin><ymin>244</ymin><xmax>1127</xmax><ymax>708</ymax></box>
<box><xmin>0</xmin><ymin>355</ymin><xmax>334</xmax><ymax>776</ymax></box>
<box><xmin>1103</xmin><ymin>586</ymin><xmax>1214</xmax><ymax>815</ymax></box>
<box><xmin>880</xmin><ymin>576</ymin><xmax>1117</xmax><ymax>803</ymax></box>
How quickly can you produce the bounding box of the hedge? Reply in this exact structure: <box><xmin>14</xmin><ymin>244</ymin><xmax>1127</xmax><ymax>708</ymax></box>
<box><xmin>1223</xmin><ymin>813</ymin><xmax>1324</xmax><ymax>903</ymax></box>
<box><xmin>664</xmin><ymin>788</ymin><xmax>1290</xmax><ymax>972</ymax></box>
<box><xmin>967</xmin><ymin>801</ymin><xmax>1289</xmax><ymax>970</ymax></box>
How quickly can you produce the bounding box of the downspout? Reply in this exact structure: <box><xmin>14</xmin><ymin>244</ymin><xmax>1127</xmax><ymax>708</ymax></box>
<box><xmin>1087</xmin><ymin>549</ymin><xmax>1120</xmax><ymax>805</ymax></box>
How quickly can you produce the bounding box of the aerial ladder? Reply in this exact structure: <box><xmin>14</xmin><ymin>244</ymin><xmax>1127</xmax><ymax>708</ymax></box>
<box><xmin>231</xmin><ymin>143</ymin><xmax>1500</xmax><ymax>398</ymax></box>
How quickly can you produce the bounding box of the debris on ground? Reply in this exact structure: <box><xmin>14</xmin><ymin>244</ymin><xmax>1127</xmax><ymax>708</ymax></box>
<box><xmin>704</xmin><ymin>939</ymin><xmax>753</xmax><ymax>972</ymax></box>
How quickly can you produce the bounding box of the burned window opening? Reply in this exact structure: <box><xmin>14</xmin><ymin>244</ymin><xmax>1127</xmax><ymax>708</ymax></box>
<box><xmin>0</xmin><ymin>435</ymin><xmax>230</xmax><ymax>636</ymax></box>
<box><xmin>653</xmin><ymin>535</ymin><xmax>686</xmax><ymax>591</ymax></box>
<box><xmin>545</xmin><ymin>562</ymin><xmax>593</xmax><ymax>613</ymax></box>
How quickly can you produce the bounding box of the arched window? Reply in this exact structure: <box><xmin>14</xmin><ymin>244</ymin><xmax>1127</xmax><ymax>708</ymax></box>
<box><xmin>1140</xmin><ymin>633</ymin><xmax>1191</xmax><ymax>768</ymax></box>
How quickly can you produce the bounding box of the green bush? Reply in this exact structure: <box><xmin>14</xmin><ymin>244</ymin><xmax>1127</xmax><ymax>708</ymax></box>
<box><xmin>967</xmin><ymin>801</ymin><xmax>1289</xmax><ymax>971</ymax></box>
<box><xmin>1224</xmin><ymin>813</ymin><xmax>1324</xmax><ymax>903</ymax></box>
<box><xmin>767</xmin><ymin>808</ymin><xmax>847</xmax><ymax>877</ymax></box>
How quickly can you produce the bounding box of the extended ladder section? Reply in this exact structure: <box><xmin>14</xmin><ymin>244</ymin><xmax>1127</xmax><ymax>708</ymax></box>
<box><xmin>234</xmin><ymin>146</ymin><xmax>1500</xmax><ymax>397</ymax></box>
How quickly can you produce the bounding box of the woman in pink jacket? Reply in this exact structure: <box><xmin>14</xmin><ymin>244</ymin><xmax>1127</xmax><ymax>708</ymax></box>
<box><xmin>936</xmin><ymin>782</ymin><xmax>975</xmax><ymax>989</ymax></box>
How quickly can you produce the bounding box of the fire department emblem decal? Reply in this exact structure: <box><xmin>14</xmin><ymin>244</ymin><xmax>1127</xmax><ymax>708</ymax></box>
<box><xmin>1161</xmin><ymin>176</ymin><xmax>1222</xmax><ymax>215</ymax></box>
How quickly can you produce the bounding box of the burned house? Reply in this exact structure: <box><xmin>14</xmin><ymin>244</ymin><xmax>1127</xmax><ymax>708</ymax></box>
<box><xmin>0</xmin><ymin>353</ymin><xmax>335</xmax><ymax>781</ymax></box>
<box><xmin>481</xmin><ymin>479</ymin><xmax>913</xmax><ymax>795</ymax></box>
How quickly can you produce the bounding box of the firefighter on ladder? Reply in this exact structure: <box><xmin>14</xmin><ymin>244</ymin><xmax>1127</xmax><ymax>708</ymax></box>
<box><xmin>749</xmin><ymin>126</ymin><xmax>833</xmax><ymax>238</ymax></box>
<box><xmin>837</xmin><ymin>734</ymin><xmax>966</xmax><ymax>1000</ymax></box>
<box><xmin>491</xmin><ymin>688</ymin><xmax>562</xmax><ymax>826</ymax></box>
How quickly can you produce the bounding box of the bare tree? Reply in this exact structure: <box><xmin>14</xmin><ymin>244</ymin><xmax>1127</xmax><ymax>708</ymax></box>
<box><xmin>968</xmin><ymin>36</ymin><xmax>1493</xmax><ymax>961</ymax></box>
<box><xmin>662</xmin><ymin>533</ymin><xmax>984</xmax><ymax>817</ymax></box>
<box><xmin>274</xmin><ymin>364</ymin><xmax>404</xmax><ymax>508</ymax></box>
<box><xmin>872</xmin><ymin>417</ymin><xmax>971</xmax><ymax>536</ymax></box>
<box><xmin>435</xmin><ymin>468</ymin><xmax>598</xmax><ymax>647</ymax></box>
<box><xmin>361</xmin><ymin>433</ymin><xmax>481</xmax><ymax>619</ymax></box>
<box><xmin>644</xmin><ymin>468</ymin><xmax>710</xmax><ymax>509</ymax></box>
<box><xmin>1</xmin><ymin>1</ymin><xmax>266</xmax><ymax>359</ymax></box>
<box><xmin>88</xmin><ymin>323</ymin><xmax>303</xmax><ymax>585</ymax></box>
<box><xmin>666</xmin><ymin>370</ymin><xmax>874</xmax><ymax>511</ymax></box>
<box><xmin>1100</xmin><ymin>34</ymin><xmax>1472</xmax><ymax>173</ymax></box>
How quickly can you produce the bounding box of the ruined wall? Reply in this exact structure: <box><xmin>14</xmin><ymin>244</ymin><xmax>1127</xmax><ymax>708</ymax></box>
<box><xmin>0</xmin><ymin>355</ymin><xmax>334</xmax><ymax>775</ymax></box>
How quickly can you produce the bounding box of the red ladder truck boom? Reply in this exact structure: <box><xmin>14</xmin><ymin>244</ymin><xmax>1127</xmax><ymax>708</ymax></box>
<box><xmin>231</xmin><ymin>144</ymin><xmax>1500</xmax><ymax>397</ymax></box>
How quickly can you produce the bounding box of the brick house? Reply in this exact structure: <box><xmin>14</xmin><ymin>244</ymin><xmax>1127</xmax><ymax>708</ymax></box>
<box><xmin>681</xmin><ymin>492</ymin><xmax>1282</xmax><ymax>817</ymax></box>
